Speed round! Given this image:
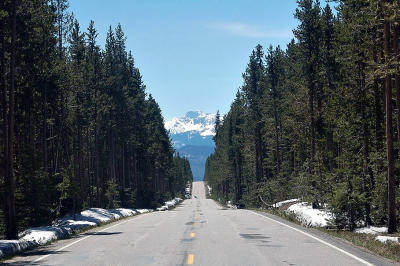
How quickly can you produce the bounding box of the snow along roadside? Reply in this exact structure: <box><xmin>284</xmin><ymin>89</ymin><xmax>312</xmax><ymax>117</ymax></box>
<box><xmin>354</xmin><ymin>226</ymin><xmax>400</xmax><ymax>244</ymax></box>
<box><xmin>278</xmin><ymin>199</ymin><xmax>399</xmax><ymax>245</ymax></box>
<box><xmin>249</xmin><ymin>211</ymin><xmax>374</xmax><ymax>266</ymax></box>
<box><xmin>0</xmin><ymin>198</ymin><xmax>182</xmax><ymax>259</ymax></box>
<box><xmin>285</xmin><ymin>202</ymin><xmax>333</xmax><ymax>227</ymax></box>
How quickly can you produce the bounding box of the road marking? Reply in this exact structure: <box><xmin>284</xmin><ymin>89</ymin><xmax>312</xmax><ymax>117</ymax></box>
<box><xmin>190</xmin><ymin>232</ymin><xmax>196</xmax><ymax>238</ymax></box>
<box><xmin>250</xmin><ymin>211</ymin><xmax>374</xmax><ymax>266</ymax></box>
<box><xmin>30</xmin><ymin>213</ymin><xmax>152</xmax><ymax>265</ymax></box>
<box><xmin>187</xmin><ymin>254</ymin><xmax>194</xmax><ymax>264</ymax></box>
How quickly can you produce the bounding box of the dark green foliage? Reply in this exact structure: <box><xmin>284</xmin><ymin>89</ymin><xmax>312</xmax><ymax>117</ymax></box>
<box><xmin>205</xmin><ymin>0</ymin><xmax>399</xmax><ymax>231</ymax></box>
<box><xmin>0</xmin><ymin>0</ymin><xmax>192</xmax><ymax>239</ymax></box>
<box><xmin>105</xmin><ymin>179</ymin><xmax>120</xmax><ymax>209</ymax></box>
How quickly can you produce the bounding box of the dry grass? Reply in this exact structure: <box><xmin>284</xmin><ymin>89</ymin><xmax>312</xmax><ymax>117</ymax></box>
<box><xmin>258</xmin><ymin>207</ymin><xmax>400</xmax><ymax>263</ymax></box>
<box><xmin>321</xmin><ymin>229</ymin><xmax>400</xmax><ymax>263</ymax></box>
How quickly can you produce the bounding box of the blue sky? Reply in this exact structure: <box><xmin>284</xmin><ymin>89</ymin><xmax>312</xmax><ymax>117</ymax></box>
<box><xmin>68</xmin><ymin>0</ymin><xmax>331</xmax><ymax>120</ymax></box>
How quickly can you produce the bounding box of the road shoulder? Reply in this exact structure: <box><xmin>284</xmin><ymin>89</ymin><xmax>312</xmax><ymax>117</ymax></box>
<box><xmin>250</xmin><ymin>209</ymin><xmax>398</xmax><ymax>266</ymax></box>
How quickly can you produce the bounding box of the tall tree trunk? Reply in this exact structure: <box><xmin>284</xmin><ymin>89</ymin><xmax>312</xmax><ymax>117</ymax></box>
<box><xmin>133</xmin><ymin>151</ymin><xmax>138</xmax><ymax>189</ymax></box>
<box><xmin>0</xmin><ymin>0</ymin><xmax>9</xmax><ymax>234</ymax></box>
<box><xmin>360</xmin><ymin>61</ymin><xmax>373</xmax><ymax>225</ymax></box>
<box><xmin>309</xmin><ymin>74</ymin><xmax>315</xmax><ymax>174</ymax></box>
<box><xmin>87</xmin><ymin>127</ymin><xmax>92</xmax><ymax>207</ymax></box>
<box><xmin>57</xmin><ymin>0</ymin><xmax>63</xmax><ymax>59</ymax></box>
<box><xmin>373</xmin><ymin>28</ymin><xmax>384</xmax><ymax>150</ymax></box>
<box><xmin>43</xmin><ymin>82</ymin><xmax>48</xmax><ymax>173</ymax></box>
<box><xmin>238</xmin><ymin>152</ymin><xmax>243</xmax><ymax>200</ymax></box>
<box><xmin>394</xmin><ymin>24</ymin><xmax>400</xmax><ymax>155</ymax></box>
<box><xmin>77</xmin><ymin>98</ymin><xmax>83</xmax><ymax>212</ymax></box>
<box><xmin>5</xmin><ymin>0</ymin><xmax>17</xmax><ymax>239</ymax></box>
<box><xmin>272</xmin><ymin>88</ymin><xmax>281</xmax><ymax>174</ymax></box>
<box><xmin>384</xmin><ymin>16</ymin><xmax>397</xmax><ymax>233</ymax></box>
<box><xmin>111</xmin><ymin>126</ymin><xmax>116</xmax><ymax>182</ymax></box>
<box><xmin>374</xmin><ymin>77</ymin><xmax>383</xmax><ymax>150</ymax></box>
<box><xmin>255</xmin><ymin>123</ymin><xmax>263</xmax><ymax>182</ymax></box>
<box><xmin>95</xmin><ymin>131</ymin><xmax>99</xmax><ymax>206</ymax></box>
<box><xmin>122</xmin><ymin>144</ymin><xmax>126</xmax><ymax>190</ymax></box>
<box><xmin>309</xmin><ymin>70</ymin><xmax>317</xmax><ymax>208</ymax></box>
<box><xmin>93</xmin><ymin>71</ymin><xmax>100</xmax><ymax>206</ymax></box>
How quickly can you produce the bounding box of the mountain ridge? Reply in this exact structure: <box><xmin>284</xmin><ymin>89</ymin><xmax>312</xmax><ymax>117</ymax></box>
<box><xmin>165</xmin><ymin>111</ymin><xmax>216</xmax><ymax>180</ymax></box>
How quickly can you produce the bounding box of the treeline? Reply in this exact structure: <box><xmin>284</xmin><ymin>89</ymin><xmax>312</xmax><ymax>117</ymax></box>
<box><xmin>0</xmin><ymin>0</ymin><xmax>192</xmax><ymax>240</ymax></box>
<box><xmin>205</xmin><ymin>0</ymin><xmax>399</xmax><ymax>232</ymax></box>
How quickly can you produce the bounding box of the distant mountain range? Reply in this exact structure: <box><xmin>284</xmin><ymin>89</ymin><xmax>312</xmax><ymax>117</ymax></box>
<box><xmin>165</xmin><ymin>111</ymin><xmax>215</xmax><ymax>181</ymax></box>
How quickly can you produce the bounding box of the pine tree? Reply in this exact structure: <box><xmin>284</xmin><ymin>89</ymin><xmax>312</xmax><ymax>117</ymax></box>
<box><xmin>3</xmin><ymin>0</ymin><xmax>18</xmax><ymax>240</ymax></box>
<box><xmin>265</xmin><ymin>45</ymin><xmax>285</xmax><ymax>176</ymax></box>
<box><xmin>383</xmin><ymin>0</ymin><xmax>397</xmax><ymax>233</ymax></box>
<box><xmin>206</xmin><ymin>0</ymin><xmax>400</xmax><ymax>232</ymax></box>
<box><xmin>54</xmin><ymin>0</ymin><xmax>72</xmax><ymax>59</ymax></box>
<box><xmin>0</xmin><ymin>0</ymin><xmax>9</xmax><ymax>239</ymax></box>
<box><xmin>213</xmin><ymin>110</ymin><xmax>221</xmax><ymax>142</ymax></box>
<box><xmin>242</xmin><ymin>44</ymin><xmax>265</xmax><ymax>183</ymax></box>
<box><xmin>0</xmin><ymin>1</ymin><xmax>191</xmax><ymax>237</ymax></box>
<box><xmin>294</xmin><ymin>0</ymin><xmax>322</xmax><ymax>177</ymax></box>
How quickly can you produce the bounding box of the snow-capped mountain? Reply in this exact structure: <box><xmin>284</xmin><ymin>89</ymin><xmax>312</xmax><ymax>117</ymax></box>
<box><xmin>165</xmin><ymin>111</ymin><xmax>215</xmax><ymax>137</ymax></box>
<box><xmin>165</xmin><ymin>111</ymin><xmax>216</xmax><ymax>181</ymax></box>
<box><xmin>165</xmin><ymin>111</ymin><xmax>216</xmax><ymax>149</ymax></box>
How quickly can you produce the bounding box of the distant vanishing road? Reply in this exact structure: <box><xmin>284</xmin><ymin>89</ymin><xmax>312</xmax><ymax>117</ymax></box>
<box><xmin>4</xmin><ymin>182</ymin><xmax>395</xmax><ymax>266</ymax></box>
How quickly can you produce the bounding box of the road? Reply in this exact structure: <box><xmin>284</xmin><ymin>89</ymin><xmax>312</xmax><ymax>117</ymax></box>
<box><xmin>3</xmin><ymin>181</ymin><xmax>395</xmax><ymax>266</ymax></box>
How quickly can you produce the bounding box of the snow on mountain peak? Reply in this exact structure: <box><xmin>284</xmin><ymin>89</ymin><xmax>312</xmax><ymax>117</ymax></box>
<box><xmin>165</xmin><ymin>111</ymin><xmax>216</xmax><ymax>137</ymax></box>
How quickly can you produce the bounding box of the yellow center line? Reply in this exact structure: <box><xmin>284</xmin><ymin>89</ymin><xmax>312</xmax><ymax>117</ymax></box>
<box><xmin>187</xmin><ymin>254</ymin><xmax>194</xmax><ymax>265</ymax></box>
<box><xmin>190</xmin><ymin>232</ymin><xmax>196</xmax><ymax>238</ymax></box>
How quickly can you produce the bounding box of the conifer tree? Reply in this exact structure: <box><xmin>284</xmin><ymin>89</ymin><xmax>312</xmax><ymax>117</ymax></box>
<box><xmin>0</xmin><ymin>1</ymin><xmax>191</xmax><ymax>237</ymax></box>
<box><xmin>207</xmin><ymin>0</ymin><xmax>399</xmax><ymax>232</ymax></box>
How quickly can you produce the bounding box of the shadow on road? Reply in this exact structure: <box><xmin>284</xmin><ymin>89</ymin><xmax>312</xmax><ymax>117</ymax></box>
<box><xmin>2</xmin><ymin>232</ymin><xmax>122</xmax><ymax>265</ymax></box>
<box><xmin>2</xmin><ymin>250</ymin><xmax>68</xmax><ymax>265</ymax></box>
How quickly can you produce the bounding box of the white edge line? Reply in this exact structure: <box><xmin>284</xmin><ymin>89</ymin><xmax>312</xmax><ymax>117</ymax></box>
<box><xmin>250</xmin><ymin>211</ymin><xmax>374</xmax><ymax>266</ymax></box>
<box><xmin>31</xmin><ymin>212</ymin><xmax>152</xmax><ymax>264</ymax></box>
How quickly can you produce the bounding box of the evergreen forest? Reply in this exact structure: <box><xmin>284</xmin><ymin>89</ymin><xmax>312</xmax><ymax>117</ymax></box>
<box><xmin>205</xmin><ymin>0</ymin><xmax>400</xmax><ymax>233</ymax></box>
<box><xmin>0</xmin><ymin>0</ymin><xmax>192</xmax><ymax>239</ymax></box>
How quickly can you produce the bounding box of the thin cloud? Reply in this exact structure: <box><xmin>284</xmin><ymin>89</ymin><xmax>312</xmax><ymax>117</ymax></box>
<box><xmin>207</xmin><ymin>22</ymin><xmax>292</xmax><ymax>38</ymax></box>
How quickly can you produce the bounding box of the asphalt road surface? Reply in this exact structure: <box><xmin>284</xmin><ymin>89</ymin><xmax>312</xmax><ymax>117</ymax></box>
<box><xmin>3</xmin><ymin>181</ymin><xmax>396</xmax><ymax>266</ymax></box>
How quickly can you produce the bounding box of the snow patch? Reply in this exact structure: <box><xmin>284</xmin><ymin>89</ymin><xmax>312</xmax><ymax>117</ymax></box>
<box><xmin>285</xmin><ymin>202</ymin><xmax>333</xmax><ymax>227</ymax></box>
<box><xmin>207</xmin><ymin>185</ymin><xmax>212</xmax><ymax>197</ymax></box>
<box><xmin>227</xmin><ymin>201</ymin><xmax>237</xmax><ymax>209</ymax></box>
<box><xmin>156</xmin><ymin>206</ymin><xmax>168</xmax><ymax>211</ymax></box>
<box><xmin>375</xmin><ymin>236</ymin><xmax>399</xmax><ymax>244</ymax></box>
<box><xmin>273</xmin><ymin>199</ymin><xmax>300</xmax><ymax>208</ymax></box>
<box><xmin>0</xmin><ymin>207</ymin><xmax>140</xmax><ymax>259</ymax></box>
<box><xmin>0</xmin><ymin>199</ymin><xmax>183</xmax><ymax>259</ymax></box>
<box><xmin>354</xmin><ymin>226</ymin><xmax>388</xmax><ymax>235</ymax></box>
<box><xmin>156</xmin><ymin>198</ymin><xmax>182</xmax><ymax>211</ymax></box>
<box><xmin>20</xmin><ymin>227</ymin><xmax>66</xmax><ymax>245</ymax></box>
<box><xmin>136</xmin><ymin>209</ymin><xmax>151</xmax><ymax>214</ymax></box>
